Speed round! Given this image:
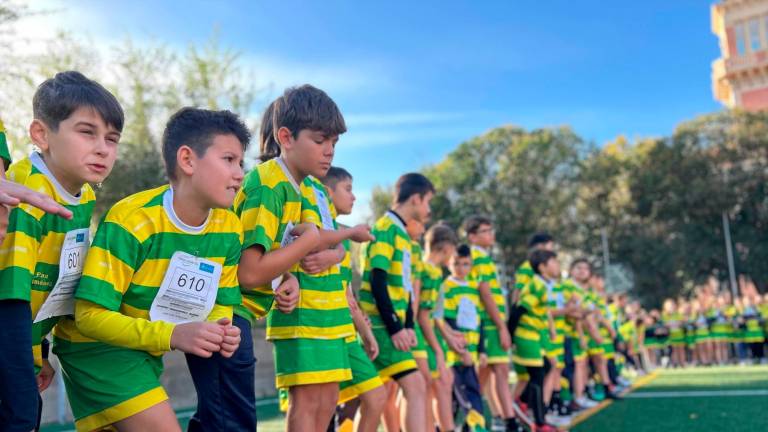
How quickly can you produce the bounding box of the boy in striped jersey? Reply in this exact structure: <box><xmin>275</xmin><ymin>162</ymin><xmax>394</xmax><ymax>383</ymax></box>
<box><xmin>507</xmin><ymin>250</ymin><xmax>561</xmax><ymax>432</ymax></box>
<box><xmin>321</xmin><ymin>166</ymin><xmax>387</xmax><ymax>432</ymax></box>
<box><xmin>417</xmin><ymin>223</ymin><xmax>462</xmax><ymax>431</ymax></box>
<box><xmin>53</xmin><ymin>107</ymin><xmax>247</xmax><ymax>431</ymax></box>
<box><xmin>238</xmin><ymin>86</ymin><xmax>374</xmax><ymax>431</ymax></box>
<box><xmin>0</xmin><ymin>71</ymin><xmax>121</xmax><ymax>431</ymax></box>
<box><xmin>463</xmin><ymin>215</ymin><xmax>518</xmax><ymax>428</ymax></box>
<box><xmin>360</xmin><ymin>173</ymin><xmax>433</xmax><ymax>432</ymax></box>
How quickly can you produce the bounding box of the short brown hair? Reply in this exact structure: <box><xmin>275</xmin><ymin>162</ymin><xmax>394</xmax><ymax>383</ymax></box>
<box><xmin>462</xmin><ymin>215</ymin><xmax>492</xmax><ymax>236</ymax></box>
<box><xmin>425</xmin><ymin>223</ymin><xmax>458</xmax><ymax>252</ymax></box>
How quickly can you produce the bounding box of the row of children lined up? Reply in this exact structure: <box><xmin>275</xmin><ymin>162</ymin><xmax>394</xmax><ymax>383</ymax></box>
<box><xmin>0</xmin><ymin>70</ymin><xmax>536</xmax><ymax>432</ymax></box>
<box><xmin>644</xmin><ymin>291</ymin><xmax>768</xmax><ymax>368</ymax></box>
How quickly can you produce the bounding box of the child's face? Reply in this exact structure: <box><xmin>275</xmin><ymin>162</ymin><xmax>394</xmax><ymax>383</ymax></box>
<box><xmin>329</xmin><ymin>178</ymin><xmax>355</xmax><ymax>215</ymax></box>
<box><xmin>470</xmin><ymin>224</ymin><xmax>495</xmax><ymax>248</ymax></box>
<box><xmin>450</xmin><ymin>255</ymin><xmax>472</xmax><ymax>279</ymax></box>
<box><xmin>280</xmin><ymin>128</ymin><xmax>336</xmax><ymax>179</ymax></box>
<box><xmin>411</xmin><ymin>191</ymin><xmax>432</xmax><ymax>224</ymax></box>
<box><xmin>32</xmin><ymin>107</ymin><xmax>120</xmax><ymax>192</ymax></box>
<box><xmin>541</xmin><ymin>257</ymin><xmax>561</xmax><ymax>279</ymax></box>
<box><xmin>570</xmin><ymin>262</ymin><xmax>591</xmax><ymax>283</ymax></box>
<box><xmin>406</xmin><ymin>219</ymin><xmax>425</xmax><ymax>240</ymax></box>
<box><xmin>433</xmin><ymin>243</ymin><xmax>456</xmax><ymax>266</ymax></box>
<box><xmin>187</xmin><ymin>133</ymin><xmax>244</xmax><ymax>209</ymax></box>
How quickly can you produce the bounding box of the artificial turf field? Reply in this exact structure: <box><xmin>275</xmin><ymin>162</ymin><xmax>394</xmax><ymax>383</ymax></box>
<box><xmin>572</xmin><ymin>365</ymin><xmax>768</xmax><ymax>432</ymax></box>
<box><xmin>42</xmin><ymin>365</ymin><xmax>768</xmax><ymax>431</ymax></box>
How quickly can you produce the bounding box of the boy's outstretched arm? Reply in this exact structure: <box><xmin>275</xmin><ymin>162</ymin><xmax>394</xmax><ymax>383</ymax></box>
<box><xmin>238</xmin><ymin>223</ymin><xmax>319</xmax><ymax>289</ymax></box>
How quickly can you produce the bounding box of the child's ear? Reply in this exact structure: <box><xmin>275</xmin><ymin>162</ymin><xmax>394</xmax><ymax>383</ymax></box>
<box><xmin>277</xmin><ymin>127</ymin><xmax>293</xmax><ymax>150</ymax></box>
<box><xmin>177</xmin><ymin>145</ymin><xmax>196</xmax><ymax>177</ymax></box>
<box><xmin>29</xmin><ymin>120</ymin><xmax>50</xmax><ymax>152</ymax></box>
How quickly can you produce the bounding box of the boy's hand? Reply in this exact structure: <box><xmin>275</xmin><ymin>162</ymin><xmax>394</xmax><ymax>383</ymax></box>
<box><xmin>291</xmin><ymin>223</ymin><xmax>319</xmax><ymax>240</ymax></box>
<box><xmin>437</xmin><ymin>358</ymin><xmax>453</xmax><ymax>386</ymax></box>
<box><xmin>406</xmin><ymin>329</ymin><xmax>417</xmax><ymax>347</ymax></box>
<box><xmin>216</xmin><ymin>318</ymin><xmax>241</xmax><ymax>358</ymax></box>
<box><xmin>349</xmin><ymin>224</ymin><xmax>375</xmax><ymax>243</ymax></box>
<box><xmin>580</xmin><ymin>337</ymin><xmax>588</xmax><ymax>350</ymax></box>
<box><xmin>391</xmin><ymin>329</ymin><xmax>413</xmax><ymax>351</ymax></box>
<box><xmin>478</xmin><ymin>352</ymin><xmax>487</xmax><ymax>368</ymax></box>
<box><xmin>300</xmin><ymin>248</ymin><xmax>343</xmax><ymax>274</ymax></box>
<box><xmin>361</xmin><ymin>331</ymin><xmax>379</xmax><ymax>360</ymax></box>
<box><xmin>499</xmin><ymin>326</ymin><xmax>512</xmax><ymax>350</ymax></box>
<box><xmin>275</xmin><ymin>274</ymin><xmax>300</xmax><ymax>313</ymax></box>
<box><xmin>170</xmin><ymin>322</ymin><xmax>226</xmax><ymax>358</ymax></box>
<box><xmin>37</xmin><ymin>359</ymin><xmax>55</xmax><ymax>392</ymax></box>
<box><xmin>446</xmin><ymin>331</ymin><xmax>466</xmax><ymax>353</ymax></box>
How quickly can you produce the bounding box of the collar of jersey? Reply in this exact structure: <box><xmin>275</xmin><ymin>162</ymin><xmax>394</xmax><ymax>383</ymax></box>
<box><xmin>447</xmin><ymin>275</ymin><xmax>468</xmax><ymax>285</ymax></box>
<box><xmin>30</xmin><ymin>151</ymin><xmax>82</xmax><ymax>205</ymax></box>
<box><xmin>385</xmin><ymin>209</ymin><xmax>407</xmax><ymax>233</ymax></box>
<box><xmin>471</xmin><ymin>244</ymin><xmax>489</xmax><ymax>255</ymax></box>
<box><xmin>275</xmin><ymin>157</ymin><xmax>300</xmax><ymax>193</ymax></box>
<box><xmin>163</xmin><ymin>186</ymin><xmax>209</xmax><ymax>234</ymax></box>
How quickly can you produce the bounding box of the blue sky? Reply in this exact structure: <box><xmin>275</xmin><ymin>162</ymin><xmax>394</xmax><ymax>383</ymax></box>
<box><xmin>27</xmin><ymin>0</ymin><xmax>722</xmax><ymax>223</ymax></box>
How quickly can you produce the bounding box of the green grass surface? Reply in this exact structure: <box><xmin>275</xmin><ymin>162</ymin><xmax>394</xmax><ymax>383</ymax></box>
<box><xmin>573</xmin><ymin>365</ymin><xmax>768</xmax><ymax>432</ymax></box>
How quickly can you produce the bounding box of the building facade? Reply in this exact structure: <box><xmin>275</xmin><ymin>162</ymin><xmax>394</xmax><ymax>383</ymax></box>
<box><xmin>712</xmin><ymin>0</ymin><xmax>768</xmax><ymax>110</ymax></box>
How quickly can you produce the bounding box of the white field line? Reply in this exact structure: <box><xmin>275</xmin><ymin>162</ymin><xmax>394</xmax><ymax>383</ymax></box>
<box><xmin>627</xmin><ymin>389</ymin><xmax>768</xmax><ymax>398</ymax></box>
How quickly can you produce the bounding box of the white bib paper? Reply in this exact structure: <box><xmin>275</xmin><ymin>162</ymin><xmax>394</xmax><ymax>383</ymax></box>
<box><xmin>402</xmin><ymin>249</ymin><xmax>413</xmax><ymax>295</ymax></box>
<box><xmin>313</xmin><ymin>187</ymin><xmax>335</xmax><ymax>231</ymax></box>
<box><xmin>271</xmin><ymin>222</ymin><xmax>296</xmax><ymax>291</ymax></box>
<box><xmin>555</xmin><ymin>292</ymin><xmax>565</xmax><ymax>309</ymax></box>
<box><xmin>34</xmin><ymin>228</ymin><xmax>90</xmax><ymax>323</ymax></box>
<box><xmin>149</xmin><ymin>251</ymin><xmax>222</xmax><ymax>324</ymax></box>
<box><xmin>457</xmin><ymin>296</ymin><xmax>479</xmax><ymax>330</ymax></box>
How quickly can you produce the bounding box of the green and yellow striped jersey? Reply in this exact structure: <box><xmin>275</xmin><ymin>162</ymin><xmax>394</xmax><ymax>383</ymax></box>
<box><xmin>359</xmin><ymin>211</ymin><xmax>413</xmax><ymax>327</ymax></box>
<box><xmin>411</xmin><ymin>242</ymin><xmax>424</xmax><ymax>293</ymax></box>
<box><xmin>56</xmin><ymin>185</ymin><xmax>243</xmax><ymax>355</ymax></box>
<box><xmin>469</xmin><ymin>245</ymin><xmax>505</xmax><ymax>322</ymax></box>
<box><xmin>419</xmin><ymin>261</ymin><xmax>443</xmax><ymax>312</ymax></box>
<box><xmin>514</xmin><ymin>260</ymin><xmax>534</xmax><ymax>292</ymax></box>
<box><xmin>443</xmin><ymin>276</ymin><xmax>482</xmax><ymax>364</ymax></box>
<box><xmin>547</xmin><ymin>281</ymin><xmax>568</xmax><ymax>338</ymax></box>
<box><xmin>516</xmin><ymin>275</ymin><xmax>550</xmax><ymax>342</ymax></box>
<box><xmin>0</xmin><ymin>153</ymin><xmax>95</xmax><ymax>369</ymax></box>
<box><xmin>272</xmin><ymin>175</ymin><xmax>354</xmax><ymax>340</ymax></box>
<box><xmin>232</xmin><ymin>158</ymin><xmax>302</xmax><ymax>323</ymax></box>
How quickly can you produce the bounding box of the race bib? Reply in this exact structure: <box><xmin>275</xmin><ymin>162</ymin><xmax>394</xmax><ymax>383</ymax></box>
<box><xmin>313</xmin><ymin>186</ymin><xmax>335</xmax><ymax>231</ymax></box>
<box><xmin>272</xmin><ymin>222</ymin><xmax>296</xmax><ymax>291</ymax></box>
<box><xmin>34</xmin><ymin>228</ymin><xmax>90</xmax><ymax>323</ymax></box>
<box><xmin>457</xmin><ymin>297</ymin><xmax>479</xmax><ymax>330</ymax></box>
<box><xmin>555</xmin><ymin>292</ymin><xmax>565</xmax><ymax>309</ymax></box>
<box><xmin>149</xmin><ymin>251</ymin><xmax>222</xmax><ymax>324</ymax></box>
<box><xmin>402</xmin><ymin>249</ymin><xmax>413</xmax><ymax>295</ymax></box>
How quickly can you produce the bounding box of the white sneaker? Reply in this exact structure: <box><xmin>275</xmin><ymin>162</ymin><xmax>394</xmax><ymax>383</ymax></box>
<box><xmin>617</xmin><ymin>376</ymin><xmax>631</xmax><ymax>387</ymax></box>
<box><xmin>546</xmin><ymin>413</ymin><xmax>572</xmax><ymax>428</ymax></box>
<box><xmin>577</xmin><ymin>396</ymin><xmax>599</xmax><ymax>408</ymax></box>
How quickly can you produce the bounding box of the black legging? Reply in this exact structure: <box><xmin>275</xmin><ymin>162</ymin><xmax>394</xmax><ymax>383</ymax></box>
<box><xmin>525</xmin><ymin>359</ymin><xmax>551</xmax><ymax>426</ymax></box>
<box><xmin>750</xmin><ymin>342</ymin><xmax>765</xmax><ymax>360</ymax></box>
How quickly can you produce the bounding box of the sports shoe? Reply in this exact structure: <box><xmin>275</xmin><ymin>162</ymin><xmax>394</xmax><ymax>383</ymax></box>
<box><xmin>605</xmin><ymin>388</ymin><xmax>623</xmax><ymax>400</ymax></box>
<box><xmin>536</xmin><ymin>424</ymin><xmax>559</xmax><ymax>432</ymax></box>
<box><xmin>568</xmin><ymin>400</ymin><xmax>586</xmax><ymax>412</ymax></box>
<box><xmin>505</xmin><ymin>417</ymin><xmax>527</xmax><ymax>432</ymax></box>
<box><xmin>491</xmin><ymin>417</ymin><xmax>507</xmax><ymax>431</ymax></box>
<box><xmin>545</xmin><ymin>413</ymin><xmax>572</xmax><ymax>428</ymax></box>
<box><xmin>576</xmin><ymin>396</ymin><xmax>599</xmax><ymax>408</ymax></box>
<box><xmin>617</xmin><ymin>376</ymin><xmax>631</xmax><ymax>387</ymax></box>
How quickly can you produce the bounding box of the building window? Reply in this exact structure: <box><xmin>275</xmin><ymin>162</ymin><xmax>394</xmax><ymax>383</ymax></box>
<box><xmin>749</xmin><ymin>18</ymin><xmax>761</xmax><ymax>52</ymax></box>
<box><xmin>736</xmin><ymin>23</ymin><xmax>747</xmax><ymax>55</ymax></box>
